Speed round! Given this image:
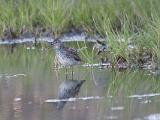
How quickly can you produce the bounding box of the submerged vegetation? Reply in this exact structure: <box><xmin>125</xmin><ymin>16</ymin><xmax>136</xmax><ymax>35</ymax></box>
<box><xmin>0</xmin><ymin>0</ymin><xmax>160</xmax><ymax>65</ymax></box>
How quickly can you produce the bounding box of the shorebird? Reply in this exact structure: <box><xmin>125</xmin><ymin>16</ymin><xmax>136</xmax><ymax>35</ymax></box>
<box><xmin>94</xmin><ymin>39</ymin><xmax>108</xmax><ymax>55</ymax></box>
<box><xmin>51</xmin><ymin>38</ymin><xmax>82</xmax><ymax>80</ymax></box>
<box><xmin>57</xmin><ymin>80</ymin><xmax>85</xmax><ymax>110</ymax></box>
<box><xmin>91</xmin><ymin>39</ymin><xmax>108</xmax><ymax>64</ymax></box>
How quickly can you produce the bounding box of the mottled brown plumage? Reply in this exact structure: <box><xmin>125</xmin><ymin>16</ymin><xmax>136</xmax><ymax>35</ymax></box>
<box><xmin>95</xmin><ymin>39</ymin><xmax>108</xmax><ymax>55</ymax></box>
<box><xmin>51</xmin><ymin>39</ymin><xmax>83</xmax><ymax>79</ymax></box>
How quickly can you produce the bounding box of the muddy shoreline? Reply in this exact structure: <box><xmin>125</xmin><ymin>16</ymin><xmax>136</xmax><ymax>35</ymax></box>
<box><xmin>0</xmin><ymin>26</ymin><xmax>104</xmax><ymax>44</ymax></box>
<box><xmin>0</xmin><ymin>31</ymin><xmax>104</xmax><ymax>45</ymax></box>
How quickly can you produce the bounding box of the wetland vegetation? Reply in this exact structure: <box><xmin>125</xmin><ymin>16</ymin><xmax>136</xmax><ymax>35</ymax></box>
<box><xmin>0</xmin><ymin>0</ymin><xmax>160</xmax><ymax>120</ymax></box>
<box><xmin>0</xmin><ymin>0</ymin><xmax>160</xmax><ymax>65</ymax></box>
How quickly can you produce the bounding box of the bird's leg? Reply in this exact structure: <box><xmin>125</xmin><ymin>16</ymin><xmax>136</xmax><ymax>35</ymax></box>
<box><xmin>54</xmin><ymin>56</ymin><xmax>59</xmax><ymax>70</ymax></box>
<box><xmin>65</xmin><ymin>68</ymin><xmax>68</xmax><ymax>80</ymax></box>
<box><xmin>71</xmin><ymin>67</ymin><xmax>73</xmax><ymax>80</ymax></box>
<box><xmin>53</xmin><ymin>56</ymin><xmax>59</xmax><ymax>81</ymax></box>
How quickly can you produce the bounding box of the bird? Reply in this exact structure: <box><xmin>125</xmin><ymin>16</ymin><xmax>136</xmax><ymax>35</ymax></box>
<box><xmin>94</xmin><ymin>39</ymin><xmax>108</xmax><ymax>55</ymax></box>
<box><xmin>51</xmin><ymin>38</ymin><xmax>82</xmax><ymax>80</ymax></box>
<box><xmin>57</xmin><ymin>80</ymin><xmax>85</xmax><ymax>110</ymax></box>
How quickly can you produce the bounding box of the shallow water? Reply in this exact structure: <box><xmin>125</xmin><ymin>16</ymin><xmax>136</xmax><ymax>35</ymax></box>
<box><xmin>0</xmin><ymin>45</ymin><xmax>160</xmax><ymax>120</ymax></box>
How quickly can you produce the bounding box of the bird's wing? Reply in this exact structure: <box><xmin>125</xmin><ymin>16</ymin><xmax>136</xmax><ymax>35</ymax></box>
<box><xmin>64</xmin><ymin>47</ymin><xmax>82</xmax><ymax>61</ymax></box>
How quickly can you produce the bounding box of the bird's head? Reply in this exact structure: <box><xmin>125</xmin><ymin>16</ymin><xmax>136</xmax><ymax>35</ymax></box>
<box><xmin>95</xmin><ymin>39</ymin><xmax>108</xmax><ymax>55</ymax></box>
<box><xmin>51</xmin><ymin>38</ymin><xmax>63</xmax><ymax>49</ymax></box>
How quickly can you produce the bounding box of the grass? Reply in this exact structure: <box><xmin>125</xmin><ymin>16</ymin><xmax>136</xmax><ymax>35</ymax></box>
<box><xmin>0</xmin><ymin>0</ymin><xmax>159</xmax><ymax>34</ymax></box>
<box><xmin>0</xmin><ymin>0</ymin><xmax>160</xmax><ymax>62</ymax></box>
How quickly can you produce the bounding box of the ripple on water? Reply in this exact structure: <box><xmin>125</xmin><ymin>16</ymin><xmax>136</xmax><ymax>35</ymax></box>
<box><xmin>105</xmin><ymin>116</ymin><xmax>118</xmax><ymax>120</ymax></box>
<box><xmin>128</xmin><ymin>93</ymin><xmax>160</xmax><ymax>98</ymax></box>
<box><xmin>0</xmin><ymin>73</ymin><xmax>27</xmax><ymax>79</ymax></box>
<box><xmin>14</xmin><ymin>97</ymin><xmax>21</xmax><ymax>102</ymax></box>
<box><xmin>144</xmin><ymin>113</ymin><xmax>160</xmax><ymax>120</ymax></box>
<box><xmin>111</xmin><ymin>106</ymin><xmax>124</xmax><ymax>111</ymax></box>
<box><xmin>45</xmin><ymin>96</ymin><xmax>104</xmax><ymax>103</ymax></box>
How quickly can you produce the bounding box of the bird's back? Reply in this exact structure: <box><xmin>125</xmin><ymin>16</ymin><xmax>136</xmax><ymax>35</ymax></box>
<box><xmin>56</xmin><ymin>46</ymin><xmax>82</xmax><ymax>67</ymax></box>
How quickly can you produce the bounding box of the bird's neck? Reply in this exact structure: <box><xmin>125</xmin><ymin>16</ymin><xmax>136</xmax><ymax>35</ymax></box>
<box><xmin>56</xmin><ymin>45</ymin><xmax>65</xmax><ymax>51</ymax></box>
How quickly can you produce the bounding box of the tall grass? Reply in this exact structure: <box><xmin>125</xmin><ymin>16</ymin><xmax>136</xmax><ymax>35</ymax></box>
<box><xmin>0</xmin><ymin>0</ymin><xmax>160</xmax><ymax>60</ymax></box>
<box><xmin>0</xmin><ymin>0</ymin><xmax>159</xmax><ymax>34</ymax></box>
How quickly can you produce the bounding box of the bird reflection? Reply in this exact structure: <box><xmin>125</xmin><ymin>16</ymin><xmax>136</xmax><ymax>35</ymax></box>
<box><xmin>57</xmin><ymin>80</ymin><xmax>85</xmax><ymax>110</ymax></box>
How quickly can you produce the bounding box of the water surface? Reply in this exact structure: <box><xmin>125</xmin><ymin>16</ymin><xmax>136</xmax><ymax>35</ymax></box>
<box><xmin>0</xmin><ymin>45</ymin><xmax>160</xmax><ymax>120</ymax></box>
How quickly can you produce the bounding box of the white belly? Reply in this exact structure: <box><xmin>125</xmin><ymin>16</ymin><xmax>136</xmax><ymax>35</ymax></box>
<box><xmin>56</xmin><ymin>54</ymin><xmax>80</xmax><ymax>67</ymax></box>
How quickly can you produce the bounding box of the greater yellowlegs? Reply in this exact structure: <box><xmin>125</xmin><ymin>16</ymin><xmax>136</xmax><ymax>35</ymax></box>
<box><xmin>51</xmin><ymin>38</ymin><xmax>82</xmax><ymax>80</ymax></box>
<box><xmin>95</xmin><ymin>39</ymin><xmax>108</xmax><ymax>55</ymax></box>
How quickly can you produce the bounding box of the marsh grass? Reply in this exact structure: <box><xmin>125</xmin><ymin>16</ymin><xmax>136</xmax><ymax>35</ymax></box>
<box><xmin>0</xmin><ymin>0</ymin><xmax>159</xmax><ymax>34</ymax></box>
<box><xmin>0</xmin><ymin>0</ymin><xmax>160</xmax><ymax>61</ymax></box>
